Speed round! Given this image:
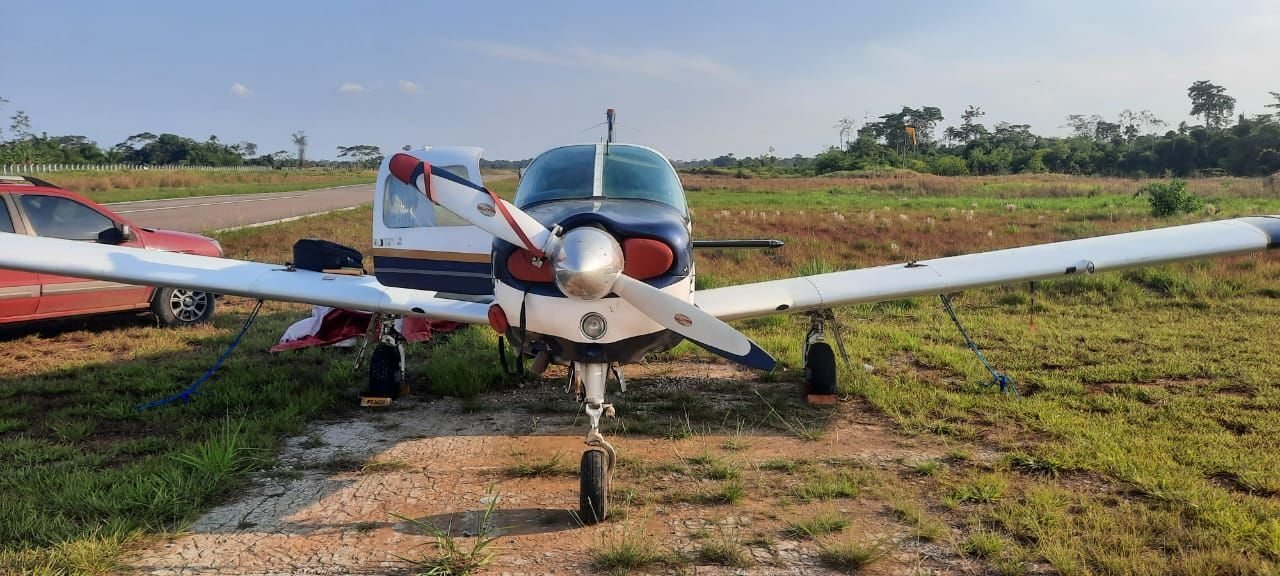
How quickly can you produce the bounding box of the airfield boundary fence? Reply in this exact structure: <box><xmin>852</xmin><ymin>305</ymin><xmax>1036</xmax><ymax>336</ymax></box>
<box><xmin>1</xmin><ymin>164</ymin><xmax>281</xmax><ymax>175</ymax></box>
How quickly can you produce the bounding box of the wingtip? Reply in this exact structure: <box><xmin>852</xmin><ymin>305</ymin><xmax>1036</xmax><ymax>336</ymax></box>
<box><xmin>1241</xmin><ymin>216</ymin><xmax>1280</xmax><ymax>248</ymax></box>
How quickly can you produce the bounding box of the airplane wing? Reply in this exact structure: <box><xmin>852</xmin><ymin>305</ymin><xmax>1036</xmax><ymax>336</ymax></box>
<box><xmin>696</xmin><ymin>216</ymin><xmax>1279</xmax><ymax>321</ymax></box>
<box><xmin>0</xmin><ymin>232</ymin><xmax>490</xmax><ymax>324</ymax></box>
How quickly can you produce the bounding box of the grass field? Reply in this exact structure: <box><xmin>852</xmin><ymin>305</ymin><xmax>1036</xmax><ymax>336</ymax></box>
<box><xmin>29</xmin><ymin>169</ymin><xmax>378</xmax><ymax>203</ymax></box>
<box><xmin>1</xmin><ymin>173</ymin><xmax>1278</xmax><ymax>574</ymax></box>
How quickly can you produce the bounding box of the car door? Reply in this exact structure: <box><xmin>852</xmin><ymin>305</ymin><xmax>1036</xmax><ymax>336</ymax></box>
<box><xmin>0</xmin><ymin>194</ymin><xmax>41</xmax><ymax>319</ymax></box>
<box><xmin>371</xmin><ymin>146</ymin><xmax>495</xmax><ymax>299</ymax></box>
<box><xmin>16</xmin><ymin>193</ymin><xmax>151</xmax><ymax>314</ymax></box>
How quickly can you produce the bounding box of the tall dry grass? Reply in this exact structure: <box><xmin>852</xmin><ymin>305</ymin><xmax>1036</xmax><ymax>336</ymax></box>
<box><xmin>49</xmin><ymin>170</ymin><xmax>376</xmax><ymax>195</ymax></box>
<box><xmin>681</xmin><ymin>172</ymin><xmax>1275</xmax><ymax>199</ymax></box>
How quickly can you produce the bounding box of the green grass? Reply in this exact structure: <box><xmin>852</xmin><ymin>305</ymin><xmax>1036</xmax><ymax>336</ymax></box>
<box><xmin>815</xmin><ymin>536</ymin><xmax>891</xmax><ymax>572</ymax></box>
<box><xmin>665</xmin><ymin>478</ymin><xmax>747</xmax><ymax>506</ymax></box>
<box><xmin>416</xmin><ymin>327</ymin><xmax>508</xmax><ymax>398</ymax></box>
<box><xmin>886</xmin><ymin>496</ymin><xmax>947</xmax><ymax>542</ymax></box>
<box><xmin>590</xmin><ymin>523</ymin><xmax>671</xmax><ymax>573</ymax></box>
<box><xmin>695</xmin><ymin>536</ymin><xmax>754</xmax><ymax>567</ymax></box>
<box><xmin>785</xmin><ymin>509</ymin><xmax>850</xmax><ymax>538</ymax></box>
<box><xmin>393</xmin><ymin>485</ymin><xmax>501</xmax><ymax>576</ymax></box>
<box><xmin>793</xmin><ymin>471</ymin><xmax>865</xmax><ymax>502</ymax></box>
<box><xmin>961</xmin><ymin>531</ymin><xmax>1007</xmax><ymax>558</ymax></box>
<box><xmin>53</xmin><ymin>169</ymin><xmax>378</xmax><ymax>203</ymax></box>
<box><xmin>505</xmin><ymin>451</ymin><xmax>571</xmax><ymax>478</ymax></box>
<box><xmin>910</xmin><ymin>459</ymin><xmax>945</xmax><ymax>476</ymax></box>
<box><xmin>0</xmin><ymin>305</ymin><xmax>358</xmax><ymax>572</ymax></box>
<box><xmin>683</xmin><ymin>452</ymin><xmax>741</xmax><ymax>481</ymax></box>
<box><xmin>949</xmin><ymin>474</ymin><xmax>1008</xmax><ymax>505</ymax></box>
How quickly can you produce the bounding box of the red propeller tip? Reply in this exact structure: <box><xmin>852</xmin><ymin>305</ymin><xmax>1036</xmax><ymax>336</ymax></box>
<box><xmin>388</xmin><ymin>153</ymin><xmax>424</xmax><ymax>185</ymax></box>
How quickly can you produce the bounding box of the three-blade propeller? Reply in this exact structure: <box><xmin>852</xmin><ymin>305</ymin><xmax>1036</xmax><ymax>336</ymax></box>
<box><xmin>388</xmin><ymin>153</ymin><xmax>776</xmax><ymax>371</ymax></box>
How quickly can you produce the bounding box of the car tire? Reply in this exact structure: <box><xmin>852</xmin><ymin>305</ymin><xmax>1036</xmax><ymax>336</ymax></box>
<box><xmin>152</xmin><ymin>288</ymin><xmax>215</xmax><ymax>327</ymax></box>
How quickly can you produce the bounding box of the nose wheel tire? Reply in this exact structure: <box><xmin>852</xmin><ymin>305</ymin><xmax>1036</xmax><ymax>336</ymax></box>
<box><xmin>579</xmin><ymin>448</ymin><xmax>609</xmax><ymax>525</ymax></box>
<box><xmin>152</xmin><ymin>288</ymin><xmax>215</xmax><ymax>327</ymax></box>
<box><xmin>805</xmin><ymin>341</ymin><xmax>838</xmax><ymax>396</ymax></box>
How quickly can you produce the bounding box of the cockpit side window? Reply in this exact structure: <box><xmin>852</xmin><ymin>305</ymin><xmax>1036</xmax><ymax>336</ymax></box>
<box><xmin>382</xmin><ymin>166</ymin><xmax>471</xmax><ymax>228</ymax></box>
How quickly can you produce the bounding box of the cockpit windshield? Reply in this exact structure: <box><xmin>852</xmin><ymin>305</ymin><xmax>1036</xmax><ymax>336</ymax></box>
<box><xmin>514</xmin><ymin>144</ymin><xmax>687</xmax><ymax>215</ymax></box>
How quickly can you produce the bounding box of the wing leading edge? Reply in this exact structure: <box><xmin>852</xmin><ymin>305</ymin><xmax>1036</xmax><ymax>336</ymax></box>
<box><xmin>0</xmin><ymin>232</ymin><xmax>490</xmax><ymax>324</ymax></box>
<box><xmin>697</xmin><ymin>216</ymin><xmax>1280</xmax><ymax>321</ymax></box>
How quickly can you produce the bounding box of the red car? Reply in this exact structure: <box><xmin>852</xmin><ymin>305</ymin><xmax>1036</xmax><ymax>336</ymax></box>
<box><xmin>0</xmin><ymin>175</ymin><xmax>223</xmax><ymax>327</ymax></box>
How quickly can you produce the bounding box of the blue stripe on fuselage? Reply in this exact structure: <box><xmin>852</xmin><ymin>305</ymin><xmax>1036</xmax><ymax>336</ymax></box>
<box><xmin>374</xmin><ymin>256</ymin><xmax>494</xmax><ymax>296</ymax></box>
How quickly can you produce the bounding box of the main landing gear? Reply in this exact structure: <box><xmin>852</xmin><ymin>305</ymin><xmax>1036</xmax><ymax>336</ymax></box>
<box><xmin>804</xmin><ymin>310</ymin><xmax>851</xmax><ymax>403</ymax></box>
<box><xmin>360</xmin><ymin>315</ymin><xmax>407</xmax><ymax>403</ymax></box>
<box><xmin>570</xmin><ymin>362</ymin><xmax>621</xmax><ymax>524</ymax></box>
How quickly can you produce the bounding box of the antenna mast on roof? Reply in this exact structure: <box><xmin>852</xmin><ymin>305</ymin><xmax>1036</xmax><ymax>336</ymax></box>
<box><xmin>605</xmin><ymin>108</ymin><xmax>616</xmax><ymax>152</ymax></box>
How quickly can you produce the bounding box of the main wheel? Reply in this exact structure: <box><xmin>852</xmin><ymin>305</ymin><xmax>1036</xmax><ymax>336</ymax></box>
<box><xmin>152</xmin><ymin>288</ymin><xmax>215</xmax><ymax>327</ymax></box>
<box><xmin>580</xmin><ymin>448</ymin><xmax>609</xmax><ymax>525</ymax></box>
<box><xmin>367</xmin><ymin>344</ymin><xmax>403</xmax><ymax>399</ymax></box>
<box><xmin>805</xmin><ymin>341</ymin><xmax>838</xmax><ymax>396</ymax></box>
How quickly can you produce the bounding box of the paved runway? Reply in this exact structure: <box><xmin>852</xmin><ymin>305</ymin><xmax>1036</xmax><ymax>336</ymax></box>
<box><xmin>104</xmin><ymin>184</ymin><xmax>375</xmax><ymax>233</ymax></box>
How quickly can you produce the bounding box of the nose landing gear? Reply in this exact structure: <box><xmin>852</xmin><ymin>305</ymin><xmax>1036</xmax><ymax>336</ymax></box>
<box><xmin>574</xmin><ymin>362</ymin><xmax>617</xmax><ymax>524</ymax></box>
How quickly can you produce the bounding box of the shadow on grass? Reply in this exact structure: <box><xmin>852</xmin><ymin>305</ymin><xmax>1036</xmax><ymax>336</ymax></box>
<box><xmin>0</xmin><ymin>310</ymin><xmax>156</xmax><ymax>340</ymax></box>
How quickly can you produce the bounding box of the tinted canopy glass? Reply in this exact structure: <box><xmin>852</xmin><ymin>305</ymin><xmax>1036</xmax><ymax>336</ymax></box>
<box><xmin>514</xmin><ymin>145</ymin><xmax>595</xmax><ymax>207</ymax></box>
<box><xmin>601</xmin><ymin>145</ymin><xmax>685</xmax><ymax>214</ymax></box>
<box><xmin>514</xmin><ymin>144</ymin><xmax>686</xmax><ymax>215</ymax></box>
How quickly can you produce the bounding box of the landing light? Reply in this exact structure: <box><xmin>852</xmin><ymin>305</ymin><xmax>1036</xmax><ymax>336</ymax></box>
<box><xmin>580</xmin><ymin>312</ymin><xmax>607</xmax><ymax>340</ymax></box>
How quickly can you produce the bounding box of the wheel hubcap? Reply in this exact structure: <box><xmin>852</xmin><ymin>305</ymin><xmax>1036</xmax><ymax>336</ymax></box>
<box><xmin>168</xmin><ymin>289</ymin><xmax>209</xmax><ymax>322</ymax></box>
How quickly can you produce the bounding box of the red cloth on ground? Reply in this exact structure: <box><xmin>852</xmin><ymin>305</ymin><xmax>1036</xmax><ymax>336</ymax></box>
<box><xmin>270</xmin><ymin>307</ymin><xmax>459</xmax><ymax>352</ymax></box>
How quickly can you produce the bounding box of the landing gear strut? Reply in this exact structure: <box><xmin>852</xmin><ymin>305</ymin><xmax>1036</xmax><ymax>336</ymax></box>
<box><xmin>574</xmin><ymin>362</ymin><xmax>616</xmax><ymax>524</ymax></box>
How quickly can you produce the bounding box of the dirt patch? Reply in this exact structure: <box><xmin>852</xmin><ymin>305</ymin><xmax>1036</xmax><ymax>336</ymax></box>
<box><xmin>126</xmin><ymin>362</ymin><xmax>965</xmax><ymax>575</ymax></box>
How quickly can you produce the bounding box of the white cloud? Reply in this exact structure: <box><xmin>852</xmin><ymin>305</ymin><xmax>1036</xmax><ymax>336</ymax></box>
<box><xmin>468</xmin><ymin>42</ymin><xmax>570</xmax><ymax>66</ymax></box>
<box><xmin>337</xmin><ymin>82</ymin><xmax>367</xmax><ymax>94</ymax></box>
<box><xmin>568</xmin><ymin>47</ymin><xmax>735</xmax><ymax>78</ymax></box>
<box><xmin>398</xmin><ymin>80</ymin><xmax>422</xmax><ymax>94</ymax></box>
<box><xmin>230</xmin><ymin>82</ymin><xmax>251</xmax><ymax>97</ymax></box>
<box><xmin>462</xmin><ymin>41</ymin><xmax>735</xmax><ymax>79</ymax></box>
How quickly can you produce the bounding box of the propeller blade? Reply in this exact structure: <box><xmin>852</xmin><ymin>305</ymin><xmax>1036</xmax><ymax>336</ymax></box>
<box><xmin>388</xmin><ymin>153</ymin><xmax>553</xmax><ymax>256</ymax></box>
<box><xmin>611</xmin><ymin>275</ymin><xmax>776</xmax><ymax>371</ymax></box>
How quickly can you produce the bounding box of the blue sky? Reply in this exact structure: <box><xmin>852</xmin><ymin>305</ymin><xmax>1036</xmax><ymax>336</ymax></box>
<box><xmin>2</xmin><ymin>1</ymin><xmax>1277</xmax><ymax>160</ymax></box>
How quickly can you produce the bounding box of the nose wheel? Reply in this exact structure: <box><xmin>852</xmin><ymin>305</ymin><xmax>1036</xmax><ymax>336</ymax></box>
<box><xmin>574</xmin><ymin>363</ymin><xmax>617</xmax><ymax>524</ymax></box>
<box><xmin>580</xmin><ymin>447</ymin><xmax>610</xmax><ymax>524</ymax></box>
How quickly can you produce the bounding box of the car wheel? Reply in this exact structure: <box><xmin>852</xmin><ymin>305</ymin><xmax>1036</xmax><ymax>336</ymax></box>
<box><xmin>152</xmin><ymin>288</ymin><xmax>215</xmax><ymax>327</ymax></box>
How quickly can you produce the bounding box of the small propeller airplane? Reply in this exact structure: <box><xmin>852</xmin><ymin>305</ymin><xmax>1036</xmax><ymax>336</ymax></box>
<box><xmin>0</xmin><ymin>110</ymin><xmax>1276</xmax><ymax>523</ymax></box>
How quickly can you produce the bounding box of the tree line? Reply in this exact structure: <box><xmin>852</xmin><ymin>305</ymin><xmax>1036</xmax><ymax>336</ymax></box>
<box><xmin>7</xmin><ymin>81</ymin><xmax>1279</xmax><ymax>177</ymax></box>
<box><xmin>684</xmin><ymin>81</ymin><xmax>1280</xmax><ymax>178</ymax></box>
<box><xmin>0</xmin><ymin>98</ymin><xmax>383</xmax><ymax>169</ymax></box>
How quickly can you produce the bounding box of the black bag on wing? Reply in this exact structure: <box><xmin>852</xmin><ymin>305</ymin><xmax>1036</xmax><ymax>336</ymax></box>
<box><xmin>292</xmin><ymin>239</ymin><xmax>364</xmax><ymax>273</ymax></box>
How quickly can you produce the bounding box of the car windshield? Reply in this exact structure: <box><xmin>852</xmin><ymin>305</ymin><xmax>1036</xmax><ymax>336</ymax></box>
<box><xmin>514</xmin><ymin>144</ymin><xmax>686</xmax><ymax>215</ymax></box>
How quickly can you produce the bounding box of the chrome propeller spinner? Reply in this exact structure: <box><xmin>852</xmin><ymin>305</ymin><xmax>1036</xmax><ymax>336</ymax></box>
<box><xmin>552</xmin><ymin>226</ymin><xmax>624</xmax><ymax>301</ymax></box>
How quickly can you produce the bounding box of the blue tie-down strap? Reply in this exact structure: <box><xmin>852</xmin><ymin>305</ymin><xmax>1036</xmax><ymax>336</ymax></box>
<box><xmin>136</xmin><ymin>300</ymin><xmax>265</xmax><ymax>411</ymax></box>
<box><xmin>939</xmin><ymin>294</ymin><xmax>1017</xmax><ymax>396</ymax></box>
